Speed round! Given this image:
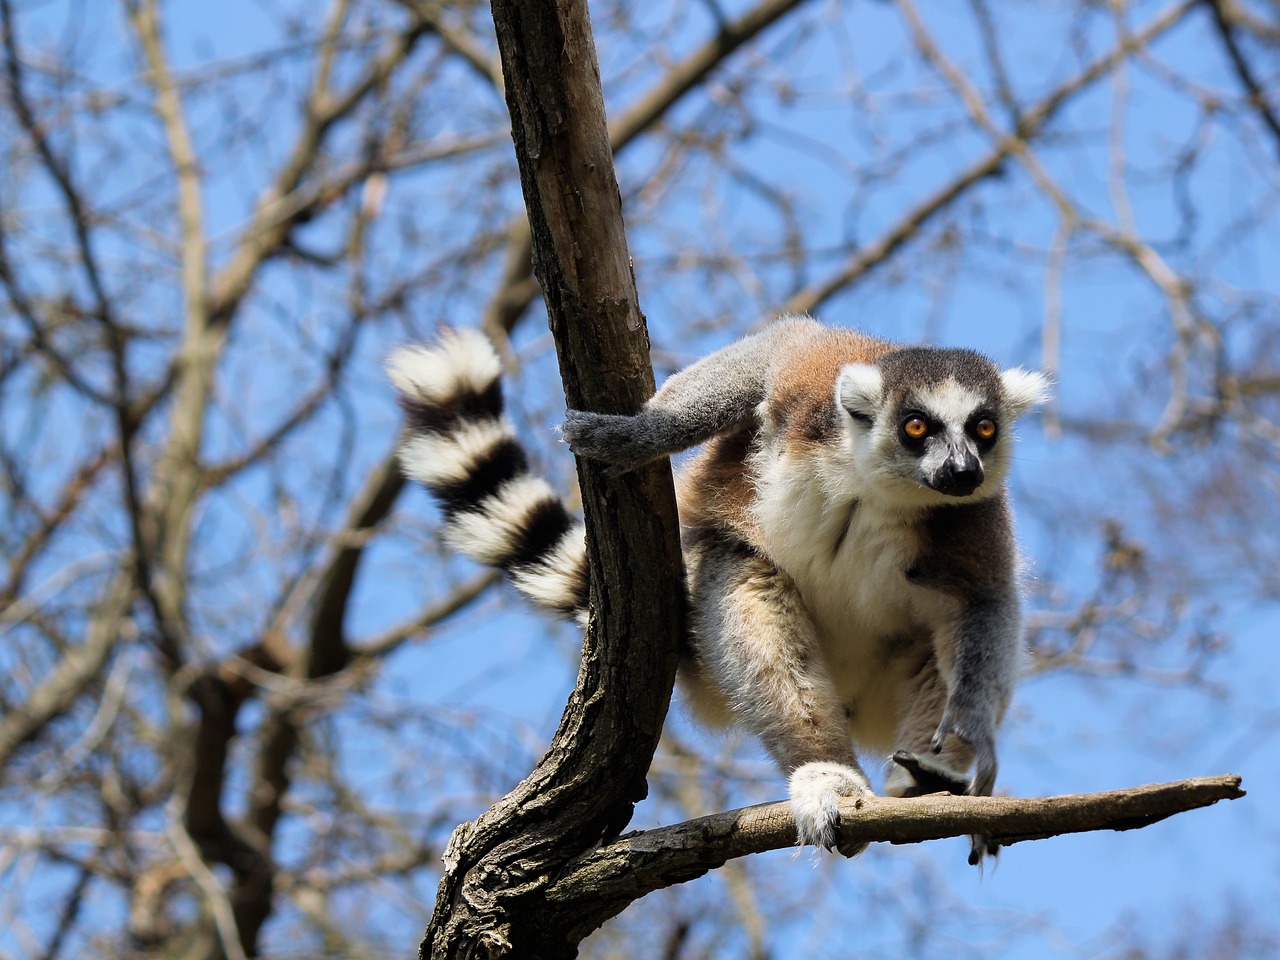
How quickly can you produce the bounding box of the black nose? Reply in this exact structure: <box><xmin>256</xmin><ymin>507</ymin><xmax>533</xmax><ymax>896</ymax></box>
<box><xmin>936</xmin><ymin>455</ymin><xmax>984</xmax><ymax>496</ymax></box>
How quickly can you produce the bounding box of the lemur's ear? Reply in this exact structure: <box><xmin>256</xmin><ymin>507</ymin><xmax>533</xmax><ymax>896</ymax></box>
<box><xmin>1000</xmin><ymin>368</ymin><xmax>1052</xmax><ymax>418</ymax></box>
<box><xmin>837</xmin><ymin>364</ymin><xmax>883</xmax><ymax>424</ymax></box>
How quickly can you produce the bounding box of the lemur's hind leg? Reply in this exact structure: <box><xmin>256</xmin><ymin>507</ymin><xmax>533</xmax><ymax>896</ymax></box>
<box><xmin>887</xmin><ymin>659</ymin><xmax>998</xmax><ymax>864</ymax></box>
<box><xmin>686</xmin><ymin>531</ymin><xmax>871</xmax><ymax>856</ymax></box>
<box><xmin>884</xmin><ymin>659</ymin><xmax>974</xmax><ymax>797</ymax></box>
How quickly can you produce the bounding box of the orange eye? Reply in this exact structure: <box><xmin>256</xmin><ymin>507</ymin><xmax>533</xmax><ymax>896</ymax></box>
<box><xmin>902</xmin><ymin>416</ymin><xmax>929</xmax><ymax>440</ymax></box>
<box><xmin>975</xmin><ymin>418</ymin><xmax>997</xmax><ymax>440</ymax></box>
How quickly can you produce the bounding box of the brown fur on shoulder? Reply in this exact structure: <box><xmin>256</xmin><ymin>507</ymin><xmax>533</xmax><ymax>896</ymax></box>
<box><xmin>767</xmin><ymin>327</ymin><xmax>892</xmax><ymax>453</ymax></box>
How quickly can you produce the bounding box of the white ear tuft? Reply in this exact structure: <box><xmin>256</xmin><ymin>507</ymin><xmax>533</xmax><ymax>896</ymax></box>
<box><xmin>1000</xmin><ymin>367</ymin><xmax>1052</xmax><ymax>418</ymax></box>
<box><xmin>836</xmin><ymin>364</ymin><xmax>883</xmax><ymax>422</ymax></box>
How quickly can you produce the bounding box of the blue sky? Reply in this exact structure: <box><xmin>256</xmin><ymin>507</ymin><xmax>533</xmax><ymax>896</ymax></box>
<box><xmin>3</xmin><ymin>0</ymin><xmax>1278</xmax><ymax>956</ymax></box>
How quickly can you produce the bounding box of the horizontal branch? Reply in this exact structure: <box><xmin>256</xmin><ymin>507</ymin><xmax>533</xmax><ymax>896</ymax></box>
<box><xmin>548</xmin><ymin>775</ymin><xmax>1244</xmax><ymax>935</ymax></box>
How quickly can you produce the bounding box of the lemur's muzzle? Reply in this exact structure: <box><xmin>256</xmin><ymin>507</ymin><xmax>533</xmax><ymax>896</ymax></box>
<box><xmin>931</xmin><ymin>447</ymin><xmax>984</xmax><ymax>497</ymax></box>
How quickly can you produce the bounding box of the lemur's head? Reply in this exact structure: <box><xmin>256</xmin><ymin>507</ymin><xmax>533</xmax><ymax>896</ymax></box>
<box><xmin>836</xmin><ymin>347</ymin><xmax>1050</xmax><ymax>507</ymax></box>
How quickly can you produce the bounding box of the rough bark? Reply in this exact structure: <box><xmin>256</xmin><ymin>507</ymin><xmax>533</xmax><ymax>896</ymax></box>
<box><xmin>420</xmin><ymin>1</ymin><xmax>687</xmax><ymax>958</ymax></box>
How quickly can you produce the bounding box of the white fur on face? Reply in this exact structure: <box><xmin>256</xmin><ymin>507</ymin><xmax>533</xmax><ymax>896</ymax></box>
<box><xmin>842</xmin><ymin>379</ymin><xmax>995</xmax><ymax>507</ymax></box>
<box><xmin>910</xmin><ymin>379</ymin><xmax>987</xmax><ymax>427</ymax></box>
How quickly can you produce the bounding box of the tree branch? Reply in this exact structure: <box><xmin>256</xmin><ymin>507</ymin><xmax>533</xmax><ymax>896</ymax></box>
<box><xmin>0</xmin><ymin>572</ymin><xmax>132</xmax><ymax>775</ymax></box>
<box><xmin>547</xmin><ymin>775</ymin><xmax>1246</xmax><ymax>940</ymax></box>
<box><xmin>1204</xmin><ymin>0</ymin><xmax>1280</xmax><ymax>162</ymax></box>
<box><xmin>783</xmin><ymin>0</ymin><xmax>1198</xmax><ymax>316</ymax></box>
<box><xmin>480</xmin><ymin>0</ymin><xmax>813</xmax><ymax>343</ymax></box>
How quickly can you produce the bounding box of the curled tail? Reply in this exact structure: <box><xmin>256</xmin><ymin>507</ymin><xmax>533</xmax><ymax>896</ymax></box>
<box><xmin>387</xmin><ymin>329</ymin><xmax>589</xmax><ymax>621</ymax></box>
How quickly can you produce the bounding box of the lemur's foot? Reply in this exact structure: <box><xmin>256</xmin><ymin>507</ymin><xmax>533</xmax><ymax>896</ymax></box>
<box><xmin>885</xmin><ymin>750</ymin><xmax>968</xmax><ymax>797</ymax></box>
<box><xmin>788</xmin><ymin>761</ymin><xmax>874</xmax><ymax>857</ymax></box>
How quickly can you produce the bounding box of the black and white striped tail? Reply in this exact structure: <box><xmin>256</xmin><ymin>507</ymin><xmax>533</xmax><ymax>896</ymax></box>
<box><xmin>387</xmin><ymin>329</ymin><xmax>589</xmax><ymax>621</ymax></box>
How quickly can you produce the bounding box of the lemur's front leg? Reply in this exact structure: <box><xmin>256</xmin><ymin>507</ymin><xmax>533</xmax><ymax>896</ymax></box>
<box><xmin>563</xmin><ymin>319</ymin><xmax>814</xmax><ymax>472</ymax></box>
<box><xmin>929</xmin><ymin>596</ymin><xmax>1019</xmax><ymax>801</ymax></box>
<box><xmin>891</xmin><ymin>596</ymin><xmax>1019</xmax><ymax>863</ymax></box>
<box><xmin>886</xmin><ymin>654</ymin><xmax>997</xmax><ymax>863</ymax></box>
<box><xmin>687</xmin><ymin>532</ymin><xmax>871</xmax><ymax>856</ymax></box>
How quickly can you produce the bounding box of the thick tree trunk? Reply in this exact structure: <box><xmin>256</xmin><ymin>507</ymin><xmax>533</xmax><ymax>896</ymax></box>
<box><xmin>420</xmin><ymin>2</ymin><xmax>687</xmax><ymax>957</ymax></box>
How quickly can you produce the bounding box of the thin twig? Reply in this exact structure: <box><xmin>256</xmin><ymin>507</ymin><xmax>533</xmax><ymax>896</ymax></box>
<box><xmin>1204</xmin><ymin>0</ymin><xmax>1280</xmax><ymax>161</ymax></box>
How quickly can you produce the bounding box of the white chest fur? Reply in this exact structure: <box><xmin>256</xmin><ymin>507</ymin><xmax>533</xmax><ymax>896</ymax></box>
<box><xmin>753</xmin><ymin>449</ymin><xmax>933</xmax><ymax>750</ymax></box>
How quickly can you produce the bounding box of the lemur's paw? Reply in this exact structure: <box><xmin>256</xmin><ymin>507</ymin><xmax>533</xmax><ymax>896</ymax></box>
<box><xmin>788</xmin><ymin>761</ymin><xmax>873</xmax><ymax>857</ymax></box>
<box><xmin>931</xmin><ymin>709</ymin><xmax>998</xmax><ymax>797</ymax></box>
<box><xmin>969</xmin><ymin>834</ymin><xmax>1000</xmax><ymax>867</ymax></box>
<box><xmin>562</xmin><ymin>409</ymin><xmax>646</xmax><ymax>469</ymax></box>
<box><xmin>885</xmin><ymin>751</ymin><xmax>969</xmax><ymax>797</ymax></box>
<box><xmin>887</xmin><ymin>752</ymin><xmax>1001</xmax><ymax>867</ymax></box>
<box><xmin>562</xmin><ymin>408</ymin><xmax>685</xmax><ymax>473</ymax></box>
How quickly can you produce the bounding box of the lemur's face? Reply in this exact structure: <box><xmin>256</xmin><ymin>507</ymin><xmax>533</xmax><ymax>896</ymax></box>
<box><xmin>889</xmin><ymin>379</ymin><xmax>998</xmax><ymax>497</ymax></box>
<box><xmin>836</xmin><ymin>347</ymin><xmax>1049</xmax><ymax>507</ymax></box>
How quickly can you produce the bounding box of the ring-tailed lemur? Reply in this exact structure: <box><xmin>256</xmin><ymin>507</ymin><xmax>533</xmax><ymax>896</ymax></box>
<box><xmin>388</xmin><ymin>316</ymin><xmax>1049</xmax><ymax>863</ymax></box>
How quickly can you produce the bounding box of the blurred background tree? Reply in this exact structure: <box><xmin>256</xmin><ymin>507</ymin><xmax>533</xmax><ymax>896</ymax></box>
<box><xmin>0</xmin><ymin>0</ymin><xmax>1277</xmax><ymax>957</ymax></box>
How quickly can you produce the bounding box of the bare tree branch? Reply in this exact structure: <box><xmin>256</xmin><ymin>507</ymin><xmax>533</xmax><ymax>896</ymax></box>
<box><xmin>784</xmin><ymin>0</ymin><xmax>1199</xmax><ymax>317</ymax></box>
<box><xmin>480</xmin><ymin>0</ymin><xmax>815</xmax><ymax>344</ymax></box>
<box><xmin>547</xmin><ymin>775</ymin><xmax>1246</xmax><ymax>937</ymax></box>
<box><xmin>1</xmin><ymin>443</ymin><xmax>112</xmax><ymax>609</ymax></box>
<box><xmin>0</xmin><ymin>573</ymin><xmax>131</xmax><ymax>774</ymax></box>
<box><xmin>1205</xmin><ymin>0</ymin><xmax>1280</xmax><ymax>161</ymax></box>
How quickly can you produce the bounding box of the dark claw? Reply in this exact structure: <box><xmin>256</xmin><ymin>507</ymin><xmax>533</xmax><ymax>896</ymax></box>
<box><xmin>968</xmin><ymin>835</ymin><xmax>1000</xmax><ymax>866</ymax></box>
<box><xmin>836</xmin><ymin>838</ymin><xmax>869</xmax><ymax>858</ymax></box>
<box><xmin>829</xmin><ymin>808</ymin><xmax>869</xmax><ymax>858</ymax></box>
<box><xmin>930</xmin><ymin>713</ymin><xmax>958</xmax><ymax>754</ymax></box>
